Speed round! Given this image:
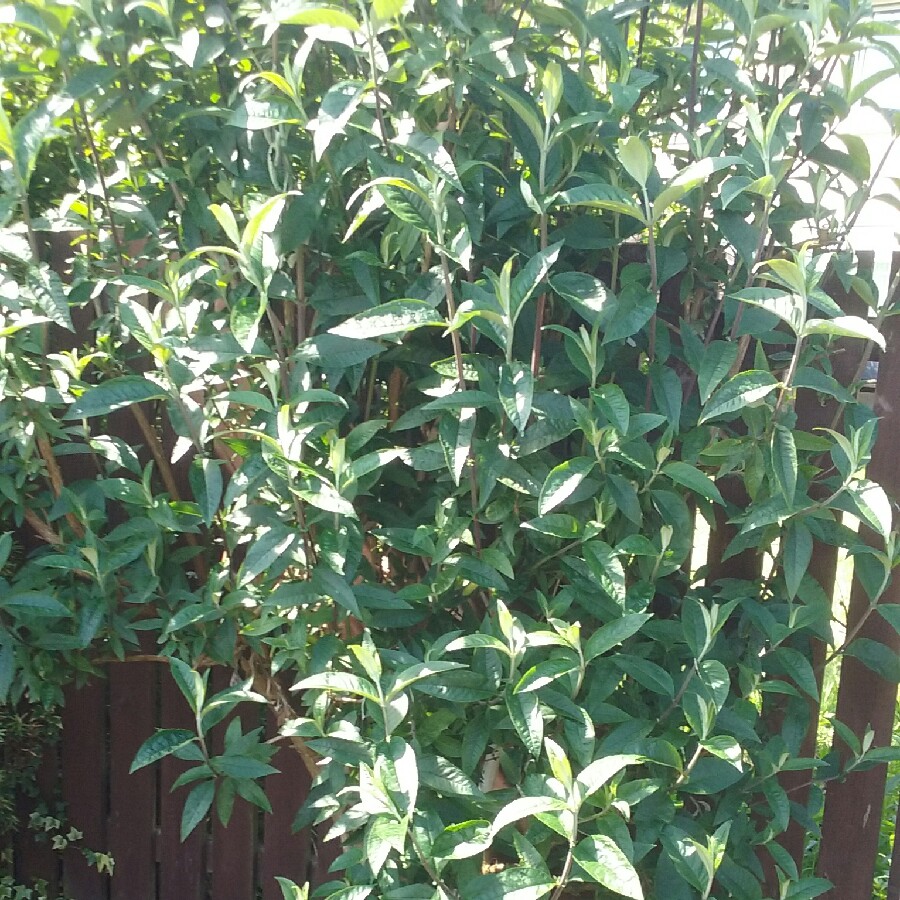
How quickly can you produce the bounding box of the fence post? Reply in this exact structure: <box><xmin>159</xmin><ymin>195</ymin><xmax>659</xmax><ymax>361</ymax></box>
<box><xmin>769</xmin><ymin>254</ymin><xmax>873</xmax><ymax>875</ymax></box>
<box><xmin>816</xmin><ymin>257</ymin><xmax>900</xmax><ymax>899</ymax></box>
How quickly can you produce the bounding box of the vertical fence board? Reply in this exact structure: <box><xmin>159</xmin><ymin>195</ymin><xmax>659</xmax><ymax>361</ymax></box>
<box><xmin>260</xmin><ymin>712</ymin><xmax>314</xmax><ymax>900</ymax></box>
<box><xmin>12</xmin><ymin>740</ymin><xmax>61</xmax><ymax>895</ymax></box>
<box><xmin>60</xmin><ymin>678</ymin><xmax>109</xmax><ymax>900</ymax></box>
<box><xmin>158</xmin><ymin>672</ymin><xmax>207</xmax><ymax>900</ymax></box>
<box><xmin>108</xmin><ymin>663</ymin><xmax>158</xmax><ymax>900</ymax></box>
<box><xmin>772</xmin><ymin>257</ymin><xmax>873</xmax><ymax>874</ymax></box>
<box><xmin>817</xmin><ymin>268</ymin><xmax>900</xmax><ymax>899</ymax></box>
<box><xmin>208</xmin><ymin>669</ymin><xmax>257</xmax><ymax>900</ymax></box>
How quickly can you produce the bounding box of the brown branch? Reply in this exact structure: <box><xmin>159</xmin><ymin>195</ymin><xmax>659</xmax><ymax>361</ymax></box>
<box><xmin>235</xmin><ymin>649</ymin><xmax>321</xmax><ymax>778</ymax></box>
<box><xmin>36</xmin><ymin>434</ymin><xmax>84</xmax><ymax>539</ymax></box>
<box><xmin>24</xmin><ymin>508</ymin><xmax>63</xmax><ymax>546</ymax></box>
<box><xmin>129</xmin><ymin>404</ymin><xmax>182</xmax><ymax>501</ymax></box>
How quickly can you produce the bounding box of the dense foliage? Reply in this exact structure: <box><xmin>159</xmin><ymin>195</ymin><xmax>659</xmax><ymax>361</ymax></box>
<box><xmin>2</xmin><ymin>0</ymin><xmax>900</xmax><ymax>897</ymax></box>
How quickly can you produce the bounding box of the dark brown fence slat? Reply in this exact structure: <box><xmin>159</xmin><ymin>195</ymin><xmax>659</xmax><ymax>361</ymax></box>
<box><xmin>12</xmin><ymin>738</ymin><xmax>61</xmax><ymax>894</ymax></box>
<box><xmin>209</xmin><ymin>669</ymin><xmax>257</xmax><ymax>900</ymax></box>
<box><xmin>260</xmin><ymin>712</ymin><xmax>314</xmax><ymax>900</ymax></box>
<box><xmin>817</xmin><ymin>266</ymin><xmax>900</xmax><ymax>899</ymax></box>
<box><xmin>108</xmin><ymin>662</ymin><xmax>158</xmax><ymax>900</ymax></box>
<box><xmin>60</xmin><ymin>678</ymin><xmax>109</xmax><ymax>900</ymax></box>
<box><xmin>158</xmin><ymin>672</ymin><xmax>207</xmax><ymax>900</ymax></box>
<box><xmin>771</xmin><ymin>257</ymin><xmax>873</xmax><ymax>875</ymax></box>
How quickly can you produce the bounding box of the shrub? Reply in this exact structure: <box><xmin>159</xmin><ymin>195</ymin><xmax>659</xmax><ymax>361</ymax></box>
<box><xmin>1</xmin><ymin>1</ymin><xmax>899</xmax><ymax>898</ymax></box>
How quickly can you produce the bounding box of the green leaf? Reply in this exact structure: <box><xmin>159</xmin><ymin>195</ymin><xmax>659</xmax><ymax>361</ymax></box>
<box><xmin>583</xmin><ymin>614</ymin><xmax>652</xmax><ymax>661</ymax></box>
<box><xmin>592</xmin><ymin>384</ymin><xmax>629</xmax><ymax>434</ymax></box>
<box><xmin>617</xmin><ymin>656</ymin><xmax>674</xmax><ymax>696</ymax></box>
<box><xmin>209</xmin><ymin>203</ymin><xmax>241</xmax><ymax>245</ymax></box>
<box><xmin>551</xmin><ymin>272</ymin><xmax>610</xmax><ymax>325</ymax></box>
<box><xmin>27</xmin><ymin>265</ymin><xmax>73</xmax><ymax>331</ymax></box>
<box><xmin>514</xmin><ymin>658</ymin><xmax>577</xmax><ymax>693</ymax></box>
<box><xmin>444</xmin><ymin>634</ymin><xmax>511</xmax><ymax>655</ymax></box>
<box><xmin>432</xmin><ymin>819</ymin><xmax>492</xmax><ymax>861</ymax></box>
<box><xmin>323</xmin><ymin>889</ymin><xmax>373</xmax><ymax>900</ymax></box>
<box><xmin>181</xmin><ymin>779</ymin><xmax>215</xmax><ymax>841</ymax></box>
<box><xmin>329</xmin><ymin>299</ymin><xmax>443</xmax><ymax>340</ymax></box>
<box><xmin>510</xmin><ymin>243</ymin><xmax>563</xmax><ymax>323</ymax></box>
<box><xmin>506</xmin><ymin>689</ymin><xmax>543</xmax><ymax>757</ymax></box>
<box><xmin>765</xmin><ymin>647</ymin><xmax>819</xmax><ymax>700</ymax></box>
<box><xmin>553</xmin><ymin>182</ymin><xmax>646</xmax><ymax>223</ymax></box>
<box><xmin>238</xmin><ymin>526</ymin><xmax>297</xmax><ymax>586</ymax></box>
<box><xmin>373</xmin><ymin>0</ymin><xmax>406</xmax><ymax>19</ymax></box>
<box><xmin>291</xmin><ymin>671</ymin><xmax>381</xmax><ymax>702</ymax></box>
<box><xmin>730</xmin><ymin>287</ymin><xmax>805</xmax><ymax>334</ymax></box>
<box><xmin>538</xmin><ymin>457</ymin><xmax>594</xmax><ymax>515</ymax></box>
<box><xmin>771</xmin><ymin>426</ymin><xmax>798</xmax><ymax>503</ymax></box>
<box><xmin>617</xmin><ymin>136</ymin><xmax>652</xmax><ymax>188</ymax></box>
<box><xmin>276</xmin><ymin>877</ymin><xmax>308</xmax><ymax>900</ymax></box>
<box><xmin>696</xmin><ymin>341</ymin><xmax>739</xmax><ymax>403</ymax></box>
<box><xmin>499</xmin><ymin>362</ymin><xmax>534</xmax><ymax>434</ymax></box>
<box><xmin>392</xmin><ymin>131</ymin><xmax>461</xmax><ymax>191</ymax></box>
<box><xmin>602</xmin><ymin>284</ymin><xmax>656</xmax><ymax>344</ymax></box>
<box><xmin>652</xmin><ymin>155</ymin><xmax>742</xmax><ymax>220</ymax></box>
<box><xmin>662</xmin><ymin>462</ymin><xmax>724</xmax><ymax>505</ymax></box>
<box><xmin>845</xmin><ymin>479</ymin><xmax>893</xmax><ymax>539</ymax></box>
<box><xmin>489</xmin><ymin>79</ymin><xmax>545</xmax><ymax>149</ymax></box>
<box><xmin>574</xmin><ymin>835</ymin><xmax>644</xmax><ymax>900</ymax></box>
<box><xmin>294</xmin><ymin>479</ymin><xmax>357</xmax><ymax>518</ymax></box>
<box><xmin>490</xmin><ymin>795</ymin><xmax>566</xmax><ymax>839</ymax></box>
<box><xmin>312</xmin><ymin>567</ymin><xmax>362</xmax><ymax>617</ymax></box>
<box><xmin>12</xmin><ymin>94</ymin><xmax>73</xmax><ymax>188</ymax></box>
<box><xmin>311</xmin><ymin>80</ymin><xmax>366</xmax><ymax>160</ymax></box>
<box><xmin>295</xmin><ymin>334</ymin><xmax>384</xmax><ymax>368</ymax></box>
<box><xmin>170</xmin><ymin>658</ymin><xmax>206</xmax><ymax>714</ymax></box>
<box><xmin>575</xmin><ymin>754</ymin><xmax>641</xmax><ymax>799</ymax></box>
<box><xmin>783</xmin><ymin>521</ymin><xmax>813</xmax><ymax>600</ymax></box>
<box><xmin>462</xmin><ymin>867</ymin><xmax>554</xmax><ymax>900</ymax></box>
<box><xmin>0</xmin><ymin>96</ymin><xmax>14</xmax><ymax>164</ymax></box>
<box><xmin>189</xmin><ymin>459</ymin><xmax>224</xmax><ymax>526</ymax></box>
<box><xmin>270</xmin><ymin>3</ymin><xmax>360</xmax><ymax>30</ymax></box>
<box><xmin>388</xmin><ymin>661</ymin><xmax>463</xmax><ymax>697</ymax></box>
<box><xmin>699</xmin><ymin>371</ymin><xmax>778</xmax><ymax>424</ymax></box>
<box><xmin>2</xmin><ymin>592</ymin><xmax>70</xmax><ymax>618</ymax></box>
<box><xmin>845</xmin><ymin>638</ymin><xmax>900</xmax><ymax>682</ymax></box>
<box><xmin>66</xmin><ymin>377</ymin><xmax>169</xmax><ymax>419</ymax></box>
<box><xmin>802</xmin><ymin>315</ymin><xmax>886</xmax><ymax>349</ymax></box>
<box><xmin>130</xmin><ymin>729</ymin><xmax>195</xmax><ymax>773</ymax></box>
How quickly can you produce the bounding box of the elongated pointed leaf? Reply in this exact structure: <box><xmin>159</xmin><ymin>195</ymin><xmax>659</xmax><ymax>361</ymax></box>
<box><xmin>583</xmin><ymin>614</ymin><xmax>652</xmax><ymax>661</ymax></box>
<box><xmin>652</xmin><ymin>155</ymin><xmax>742</xmax><ymax>220</ymax></box>
<box><xmin>553</xmin><ymin>182</ymin><xmax>646</xmax><ymax>223</ymax></box>
<box><xmin>617</xmin><ymin>136</ymin><xmax>652</xmax><ymax>188</ymax></box>
<box><xmin>699</xmin><ymin>371</ymin><xmax>778</xmax><ymax>424</ymax></box>
<box><xmin>329</xmin><ymin>299</ymin><xmax>443</xmax><ymax>339</ymax></box>
<box><xmin>575</xmin><ymin>754</ymin><xmax>641</xmax><ymax>799</ymax></box>
<box><xmin>181</xmin><ymin>780</ymin><xmax>215</xmax><ymax>841</ymax></box>
<box><xmin>131</xmin><ymin>729</ymin><xmax>196</xmax><ymax>773</ymax></box>
<box><xmin>291</xmin><ymin>671</ymin><xmax>381</xmax><ymax>702</ymax></box>
<box><xmin>66</xmin><ymin>377</ymin><xmax>168</xmax><ymax>419</ymax></box>
<box><xmin>574</xmin><ymin>835</ymin><xmax>644</xmax><ymax>900</ymax></box>
<box><xmin>538</xmin><ymin>457</ymin><xmax>594</xmax><ymax>515</ymax></box>
<box><xmin>803</xmin><ymin>315</ymin><xmax>885</xmax><ymax>349</ymax></box>
<box><xmin>499</xmin><ymin>362</ymin><xmax>533</xmax><ymax>434</ymax></box>
<box><xmin>490</xmin><ymin>795</ymin><xmax>566</xmax><ymax>839</ymax></box>
<box><xmin>771</xmin><ymin>426</ymin><xmax>797</xmax><ymax>503</ymax></box>
<box><xmin>730</xmin><ymin>287</ymin><xmax>805</xmax><ymax>334</ymax></box>
<box><xmin>662</xmin><ymin>461</ymin><xmax>724</xmax><ymax>505</ymax></box>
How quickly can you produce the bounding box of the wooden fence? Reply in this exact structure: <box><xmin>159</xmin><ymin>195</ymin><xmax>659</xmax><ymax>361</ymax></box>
<box><xmin>7</xmin><ymin>245</ymin><xmax>900</xmax><ymax>899</ymax></box>
<box><xmin>12</xmin><ymin>664</ymin><xmax>329</xmax><ymax>900</ymax></box>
